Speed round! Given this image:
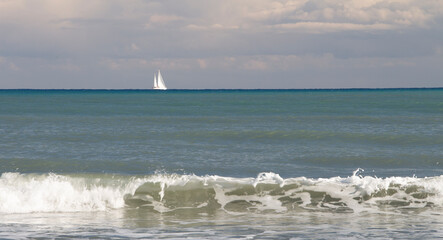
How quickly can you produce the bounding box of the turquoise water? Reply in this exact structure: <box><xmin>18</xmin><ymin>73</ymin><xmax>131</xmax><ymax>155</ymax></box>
<box><xmin>0</xmin><ymin>89</ymin><xmax>442</xmax><ymax>238</ymax></box>
<box><xmin>1</xmin><ymin>89</ymin><xmax>442</xmax><ymax>177</ymax></box>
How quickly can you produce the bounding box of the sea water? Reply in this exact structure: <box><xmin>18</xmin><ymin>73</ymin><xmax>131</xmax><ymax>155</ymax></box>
<box><xmin>0</xmin><ymin>89</ymin><xmax>442</xmax><ymax>239</ymax></box>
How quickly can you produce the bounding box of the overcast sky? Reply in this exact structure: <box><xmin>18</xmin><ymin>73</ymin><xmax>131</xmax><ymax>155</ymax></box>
<box><xmin>0</xmin><ymin>0</ymin><xmax>442</xmax><ymax>89</ymax></box>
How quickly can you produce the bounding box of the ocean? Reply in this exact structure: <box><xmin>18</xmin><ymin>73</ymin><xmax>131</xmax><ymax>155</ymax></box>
<box><xmin>0</xmin><ymin>89</ymin><xmax>442</xmax><ymax>239</ymax></box>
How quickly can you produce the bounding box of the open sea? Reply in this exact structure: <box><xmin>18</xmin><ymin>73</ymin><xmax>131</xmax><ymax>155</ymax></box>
<box><xmin>0</xmin><ymin>89</ymin><xmax>442</xmax><ymax>239</ymax></box>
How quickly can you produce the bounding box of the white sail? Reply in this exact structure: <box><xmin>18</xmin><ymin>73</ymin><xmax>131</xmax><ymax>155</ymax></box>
<box><xmin>157</xmin><ymin>70</ymin><xmax>167</xmax><ymax>89</ymax></box>
<box><xmin>153</xmin><ymin>73</ymin><xmax>158</xmax><ymax>88</ymax></box>
<box><xmin>153</xmin><ymin>69</ymin><xmax>167</xmax><ymax>90</ymax></box>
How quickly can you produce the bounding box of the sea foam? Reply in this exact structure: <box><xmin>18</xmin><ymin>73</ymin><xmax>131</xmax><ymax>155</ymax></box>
<box><xmin>0</xmin><ymin>172</ymin><xmax>141</xmax><ymax>213</ymax></box>
<box><xmin>0</xmin><ymin>171</ymin><xmax>442</xmax><ymax>214</ymax></box>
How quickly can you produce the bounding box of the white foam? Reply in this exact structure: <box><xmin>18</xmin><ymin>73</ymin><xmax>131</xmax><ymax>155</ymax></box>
<box><xmin>253</xmin><ymin>172</ymin><xmax>285</xmax><ymax>187</ymax></box>
<box><xmin>0</xmin><ymin>172</ymin><xmax>142</xmax><ymax>213</ymax></box>
<box><xmin>1</xmin><ymin>171</ymin><xmax>442</xmax><ymax>214</ymax></box>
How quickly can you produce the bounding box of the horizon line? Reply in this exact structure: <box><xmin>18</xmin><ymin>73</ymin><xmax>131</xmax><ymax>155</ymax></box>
<box><xmin>0</xmin><ymin>87</ymin><xmax>442</xmax><ymax>91</ymax></box>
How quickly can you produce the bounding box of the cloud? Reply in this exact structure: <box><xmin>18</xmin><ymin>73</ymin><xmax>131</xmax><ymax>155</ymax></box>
<box><xmin>145</xmin><ymin>14</ymin><xmax>184</xmax><ymax>28</ymax></box>
<box><xmin>48</xmin><ymin>62</ymin><xmax>81</xmax><ymax>72</ymax></box>
<box><xmin>0</xmin><ymin>0</ymin><xmax>442</xmax><ymax>89</ymax></box>
<box><xmin>100</xmin><ymin>57</ymin><xmax>199</xmax><ymax>71</ymax></box>
<box><xmin>149</xmin><ymin>14</ymin><xmax>183</xmax><ymax>24</ymax></box>
<box><xmin>98</xmin><ymin>53</ymin><xmax>423</xmax><ymax>73</ymax></box>
<box><xmin>185</xmin><ymin>24</ymin><xmax>240</xmax><ymax>31</ymax></box>
<box><xmin>272</xmin><ymin>22</ymin><xmax>394</xmax><ymax>32</ymax></box>
<box><xmin>8</xmin><ymin>63</ymin><xmax>20</xmax><ymax>71</ymax></box>
<box><xmin>130</xmin><ymin>43</ymin><xmax>140</xmax><ymax>51</ymax></box>
<box><xmin>0</xmin><ymin>56</ymin><xmax>20</xmax><ymax>71</ymax></box>
<box><xmin>242</xmin><ymin>59</ymin><xmax>269</xmax><ymax>70</ymax></box>
<box><xmin>242</xmin><ymin>0</ymin><xmax>440</xmax><ymax>31</ymax></box>
<box><xmin>248</xmin><ymin>0</ymin><xmax>441</xmax><ymax>33</ymax></box>
<box><xmin>197</xmin><ymin>59</ymin><xmax>207</xmax><ymax>69</ymax></box>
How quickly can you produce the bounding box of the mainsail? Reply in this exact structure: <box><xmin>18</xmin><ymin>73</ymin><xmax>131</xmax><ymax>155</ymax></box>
<box><xmin>153</xmin><ymin>73</ymin><xmax>158</xmax><ymax>88</ymax></box>
<box><xmin>153</xmin><ymin>70</ymin><xmax>167</xmax><ymax>90</ymax></box>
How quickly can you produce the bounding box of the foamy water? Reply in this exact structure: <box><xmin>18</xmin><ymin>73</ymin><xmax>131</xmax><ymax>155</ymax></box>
<box><xmin>1</xmin><ymin>171</ymin><xmax>441</xmax><ymax>215</ymax></box>
<box><xmin>1</xmin><ymin>171</ymin><xmax>442</xmax><ymax>238</ymax></box>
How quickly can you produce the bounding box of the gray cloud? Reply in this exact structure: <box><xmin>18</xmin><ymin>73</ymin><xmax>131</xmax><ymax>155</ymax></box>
<box><xmin>0</xmin><ymin>0</ymin><xmax>442</xmax><ymax>89</ymax></box>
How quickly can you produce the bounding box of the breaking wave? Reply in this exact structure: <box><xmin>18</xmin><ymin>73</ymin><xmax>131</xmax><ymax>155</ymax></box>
<box><xmin>0</xmin><ymin>170</ymin><xmax>442</xmax><ymax>214</ymax></box>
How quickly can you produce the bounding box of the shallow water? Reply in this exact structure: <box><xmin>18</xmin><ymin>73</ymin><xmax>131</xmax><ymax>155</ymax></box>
<box><xmin>1</xmin><ymin>209</ymin><xmax>442</xmax><ymax>239</ymax></box>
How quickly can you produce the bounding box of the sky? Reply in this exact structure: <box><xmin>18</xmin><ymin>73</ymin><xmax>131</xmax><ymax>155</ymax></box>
<box><xmin>0</xmin><ymin>0</ymin><xmax>442</xmax><ymax>89</ymax></box>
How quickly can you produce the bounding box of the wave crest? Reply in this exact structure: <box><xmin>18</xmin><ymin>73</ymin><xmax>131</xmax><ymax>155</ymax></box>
<box><xmin>1</xmin><ymin>171</ymin><xmax>442</xmax><ymax>214</ymax></box>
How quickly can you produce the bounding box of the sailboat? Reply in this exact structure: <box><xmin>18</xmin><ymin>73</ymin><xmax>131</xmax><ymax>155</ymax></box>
<box><xmin>153</xmin><ymin>70</ymin><xmax>167</xmax><ymax>90</ymax></box>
